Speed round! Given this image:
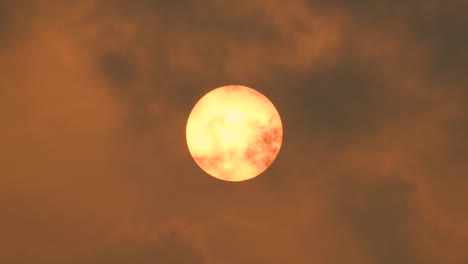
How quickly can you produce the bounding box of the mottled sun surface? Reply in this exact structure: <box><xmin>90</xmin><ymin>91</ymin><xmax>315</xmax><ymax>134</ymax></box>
<box><xmin>186</xmin><ymin>85</ymin><xmax>283</xmax><ymax>182</ymax></box>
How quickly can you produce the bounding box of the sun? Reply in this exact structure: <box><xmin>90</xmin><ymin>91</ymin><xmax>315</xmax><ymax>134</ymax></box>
<box><xmin>186</xmin><ymin>85</ymin><xmax>283</xmax><ymax>182</ymax></box>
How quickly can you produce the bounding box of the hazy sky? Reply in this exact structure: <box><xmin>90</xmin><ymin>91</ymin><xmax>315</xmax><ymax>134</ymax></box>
<box><xmin>1</xmin><ymin>0</ymin><xmax>467</xmax><ymax>263</ymax></box>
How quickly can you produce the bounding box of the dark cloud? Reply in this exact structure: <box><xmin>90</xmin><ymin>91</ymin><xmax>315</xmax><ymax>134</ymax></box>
<box><xmin>101</xmin><ymin>52</ymin><xmax>137</xmax><ymax>90</ymax></box>
<box><xmin>336</xmin><ymin>177</ymin><xmax>416</xmax><ymax>263</ymax></box>
<box><xmin>283</xmin><ymin>60</ymin><xmax>386</xmax><ymax>146</ymax></box>
<box><xmin>3</xmin><ymin>1</ymin><xmax>41</xmax><ymax>44</ymax></box>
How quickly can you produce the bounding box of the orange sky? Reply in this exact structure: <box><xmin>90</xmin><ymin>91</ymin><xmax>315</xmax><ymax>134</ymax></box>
<box><xmin>1</xmin><ymin>0</ymin><xmax>467</xmax><ymax>263</ymax></box>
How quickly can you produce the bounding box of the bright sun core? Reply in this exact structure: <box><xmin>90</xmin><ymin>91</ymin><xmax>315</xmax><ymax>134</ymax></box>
<box><xmin>186</xmin><ymin>85</ymin><xmax>283</xmax><ymax>182</ymax></box>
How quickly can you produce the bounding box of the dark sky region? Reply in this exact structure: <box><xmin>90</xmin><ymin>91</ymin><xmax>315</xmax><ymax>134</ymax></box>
<box><xmin>1</xmin><ymin>0</ymin><xmax>467</xmax><ymax>263</ymax></box>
